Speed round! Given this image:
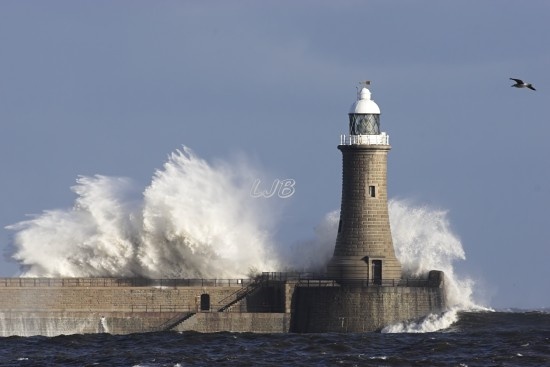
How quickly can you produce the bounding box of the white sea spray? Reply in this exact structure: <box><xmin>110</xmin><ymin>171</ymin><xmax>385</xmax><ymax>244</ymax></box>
<box><xmin>7</xmin><ymin>147</ymin><xmax>278</xmax><ymax>278</ymax></box>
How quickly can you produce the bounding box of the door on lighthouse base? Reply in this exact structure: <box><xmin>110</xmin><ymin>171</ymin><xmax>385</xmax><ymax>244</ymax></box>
<box><xmin>372</xmin><ymin>260</ymin><xmax>382</xmax><ymax>285</ymax></box>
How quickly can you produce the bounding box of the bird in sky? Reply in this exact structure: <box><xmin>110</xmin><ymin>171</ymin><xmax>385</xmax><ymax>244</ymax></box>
<box><xmin>510</xmin><ymin>78</ymin><xmax>536</xmax><ymax>91</ymax></box>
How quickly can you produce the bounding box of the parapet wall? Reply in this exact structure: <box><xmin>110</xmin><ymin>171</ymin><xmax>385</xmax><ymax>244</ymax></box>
<box><xmin>0</xmin><ymin>286</ymin><xmax>236</xmax><ymax>313</ymax></box>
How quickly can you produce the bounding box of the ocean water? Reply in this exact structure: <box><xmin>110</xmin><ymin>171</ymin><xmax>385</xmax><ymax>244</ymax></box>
<box><xmin>0</xmin><ymin>311</ymin><xmax>548</xmax><ymax>367</ymax></box>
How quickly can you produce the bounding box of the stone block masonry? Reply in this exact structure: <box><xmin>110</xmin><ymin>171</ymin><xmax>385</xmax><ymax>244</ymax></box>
<box><xmin>292</xmin><ymin>280</ymin><xmax>446</xmax><ymax>332</ymax></box>
<box><xmin>328</xmin><ymin>144</ymin><xmax>402</xmax><ymax>283</ymax></box>
<box><xmin>0</xmin><ymin>272</ymin><xmax>446</xmax><ymax>335</ymax></box>
<box><xmin>0</xmin><ymin>280</ymin><xmax>287</xmax><ymax>336</ymax></box>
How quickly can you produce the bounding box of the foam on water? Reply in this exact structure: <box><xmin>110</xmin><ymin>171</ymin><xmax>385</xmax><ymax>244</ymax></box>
<box><xmin>7</xmin><ymin>147</ymin><xmax>482</xmax><ymax>332</ymax></box>
<box><xmin>382</xmin><ymin>308</ymin><xmax>460</xmax><ymax>333</ymax></box>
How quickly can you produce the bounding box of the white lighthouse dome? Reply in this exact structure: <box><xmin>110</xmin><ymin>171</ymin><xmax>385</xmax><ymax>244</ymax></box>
<box><xmin>349</xmin><ymin>87</ymin><xmax>380</xmax><ymax>114</ymax></box>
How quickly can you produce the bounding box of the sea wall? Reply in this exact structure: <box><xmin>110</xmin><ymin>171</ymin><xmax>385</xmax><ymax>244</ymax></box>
<box><xmin>175</xmin><ymin>313</ymin><xmax>290</xmax><ymax>333</ymax></box>
<box><xmin>0</xmin><ymin>286</ymin><xmax>233</xmax><ymax>312</ymax></box>
<box><xmin>0</xmin><ymin>273</ymin><xmax>446</xmax><ymax>335</ymax></box>
<box><xmin>0</xmin><ymin>280</ymin><xmax>287</xmax><ymax>336</ymax></box>
<box><xmin>0</xmin><ymin>310</ymin><xmax>292</xmax><ymax>336</ymax></box>
<box><xmin>291</xmin><ymin>284</ymin><xmax>446</xmax><ymax>332</ymax></box>
<box><xmin>0</xmin><ymin>311</ymin><xmax>177</xmax><ymax>336</ymax></box>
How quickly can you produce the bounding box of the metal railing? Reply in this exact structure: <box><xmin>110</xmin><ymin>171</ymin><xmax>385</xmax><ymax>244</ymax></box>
<box><xmin>151</xmin><ymin>312</ymin><xmax>197</xmax><ymax>332</ymax></box>
<box><xmin>260</xmin><ymin>272</ymin><xmax>435</xmax><ymax>288</ymax></box>
<box><xmin>0</xmin><ymin>272</ymin><xmax>436</xmax><ymax>289</ymax></box>
<box><xmin>126</xmin><ymin>305</ymin><xmax>194</xmax><ymax>313</ymax></box>
<box><xmin>340</xmin><ymin>133</ymin><xmax>389</xmax><ymax>146</ymax></box>
<box><xmin>216</xmin><ymin>277</ymin><xmax>264</xmax><ymax>312</ymax></box>
<box><xmin>0</xmin><ymin>277</ymin><xmax>253</xmax><ymax>288</ymax></box>
<box><xmin>260</xmin><ymin>272</ymin><xmax>326</xmax><ymax>281</ymax></box>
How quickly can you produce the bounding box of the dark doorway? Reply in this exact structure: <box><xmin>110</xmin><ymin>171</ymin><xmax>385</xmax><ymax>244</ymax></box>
<box><xmin>372</xmin><ymin>260</ymin><xmax>382</xmax><ymax>285</ymax></box>
<box><xmin>200</xmin><ymin>294</ymin><xmax>210</xmax><ymax>311</ymax></box>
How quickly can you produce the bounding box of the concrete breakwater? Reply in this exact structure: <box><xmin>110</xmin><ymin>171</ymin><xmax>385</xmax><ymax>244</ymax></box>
<box><xmin>0</xmin><ymin>272</ymin><xmax>446</xmax><ymax>336</ymax></box>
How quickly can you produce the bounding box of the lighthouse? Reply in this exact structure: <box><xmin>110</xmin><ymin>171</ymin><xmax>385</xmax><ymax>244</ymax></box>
<box><xmin>327</xmin><ymin>83</ymin><xmax>402</xmax><ymax>284</ymax></box>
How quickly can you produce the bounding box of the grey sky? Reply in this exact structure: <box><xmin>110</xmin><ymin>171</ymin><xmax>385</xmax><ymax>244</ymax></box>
<box><xmin>1</xmin><ymin>1</ymin><xmax>549</xmax><ymax>309</ymax></box>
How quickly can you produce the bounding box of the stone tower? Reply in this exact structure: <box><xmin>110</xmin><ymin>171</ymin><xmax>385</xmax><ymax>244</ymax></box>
<box><xmin>327</xmin><ymin>84</ymin><xmax>402</xmax><ymax>284</ymax></box>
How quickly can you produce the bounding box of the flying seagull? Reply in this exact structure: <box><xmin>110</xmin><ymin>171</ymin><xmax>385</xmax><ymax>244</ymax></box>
<box><xmin>510</xmin><ymin>78</ymin><xmax>536</xmax><ymax>91</ymax></box>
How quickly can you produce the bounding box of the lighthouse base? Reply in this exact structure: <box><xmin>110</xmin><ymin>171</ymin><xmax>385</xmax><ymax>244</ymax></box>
<box><xmin>291</xmin><ymin>270</ymin><xmax>447</xmax><ymax>332</ymax></box>
<box><xmin>327</xmin><ymin>255</ymin><xmax>403</xmax><ymax>286</ymax></box>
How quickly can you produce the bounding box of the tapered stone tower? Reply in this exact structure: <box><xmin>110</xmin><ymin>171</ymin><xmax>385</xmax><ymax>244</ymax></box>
<box><xmin>327</xmin><ymin>84</ymin><xmax>402</xmax><ymax>284</ymax></box>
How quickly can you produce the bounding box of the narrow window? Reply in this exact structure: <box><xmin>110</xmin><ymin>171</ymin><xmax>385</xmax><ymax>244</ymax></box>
<box><xmin>368</xmin><ymin>185</ymin><xmax>376</xmax><ymax>198</ymax></box>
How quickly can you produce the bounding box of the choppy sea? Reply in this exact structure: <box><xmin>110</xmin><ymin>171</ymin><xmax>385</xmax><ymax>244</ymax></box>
<box><xmin>0</xmin><ymin>310</ymin><xmax>548</xmax><ymax>367</ymax></box>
